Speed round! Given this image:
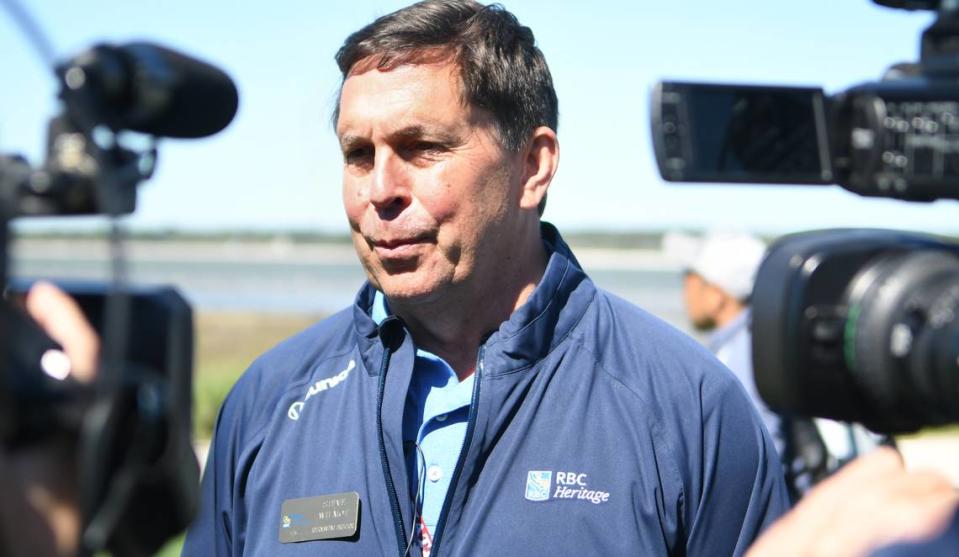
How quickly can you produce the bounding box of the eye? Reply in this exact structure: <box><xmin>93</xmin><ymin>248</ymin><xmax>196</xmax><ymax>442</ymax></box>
<box><xmin>399</xmin><ymin>140</ymin><xmax>446</xmax><ymax>163</ymax></box>
<box><xmin>414</xmin><ymin>141</ymin><xmax>440</xmax><ymax>152</ymax></box>
<box><xmin>344</xmin><ymin>145</ymin><xmax>373</xmax><ymax>167</ymax></box>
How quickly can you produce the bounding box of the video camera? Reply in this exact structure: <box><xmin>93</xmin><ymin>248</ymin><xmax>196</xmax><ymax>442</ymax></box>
<box><xmin>0</xmin><ymin>13</ymin><xmax>238</xmax><ymax>555</ymax></box>
<box><xmin>650</xmin><ymin>0</ymin><xmax>959</xmax><ymax>434</ymax></box>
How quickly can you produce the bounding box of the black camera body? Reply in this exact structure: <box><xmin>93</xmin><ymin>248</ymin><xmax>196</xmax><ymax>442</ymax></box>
<box><xmin>752</xmin><ymin>229</ymin><xmax>959</xmax><ymax>433</ymax></box>
<box><xmin>836</xmin><ymin>78</ymin><xmax>959</xmax><ymax>202</ymax></box>
<box><xmin>2</xmin><ymin>280</ymin><xmax>199</xmax><ymax>554</ymax></box>
<box><xmin>650</xmin><ymin>0</ymin><xmax>959</xmax><ymax>433</ymax></box>
<box><xmin>651</xmin><ymin>77</ymin><xmax>959</xmax><ymax>202</ymax></box>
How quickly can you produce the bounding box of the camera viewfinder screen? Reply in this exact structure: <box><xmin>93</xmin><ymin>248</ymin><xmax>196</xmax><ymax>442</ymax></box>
<box><xmin>655</xmin><ymin>82</ymin><xmax>833</xmax><ymax>184</ymax></box>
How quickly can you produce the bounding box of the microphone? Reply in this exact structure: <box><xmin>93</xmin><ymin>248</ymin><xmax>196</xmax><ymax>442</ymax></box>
<box><xmin>56</xmin><ymin>42</ymin><xmax>239</xmax><ymax>139</ymax></box>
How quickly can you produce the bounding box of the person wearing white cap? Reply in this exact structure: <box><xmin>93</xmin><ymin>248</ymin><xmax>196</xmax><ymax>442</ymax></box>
<box><xmin>665</xmin><ymin>232</ymin><xmax>782</xmax><ymax>430</ymax></box>
<box><xmin>672</xmin><ymin>230</ymin><xmax>766</xmax><ymax>335</ymax></box>
<box><xmin>665</xmin><ymin>230</ymin><xmax>842</xmax><ymax>501</ymax></box>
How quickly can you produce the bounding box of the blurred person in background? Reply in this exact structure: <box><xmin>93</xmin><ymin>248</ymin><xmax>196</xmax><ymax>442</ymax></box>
<box><xmin>665</xmin><ymin>230</ymin><xmax>881</xmax><ymax>501</ymax></box>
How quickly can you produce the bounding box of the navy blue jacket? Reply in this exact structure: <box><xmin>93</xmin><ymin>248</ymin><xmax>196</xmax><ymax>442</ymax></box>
<box><xmin>182</xmin><ymin>227</ymin><xmax>790</xmax><ymax>556</ymax></box>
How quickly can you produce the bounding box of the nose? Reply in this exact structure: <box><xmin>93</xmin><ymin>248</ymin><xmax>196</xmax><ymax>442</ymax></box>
<box><xmin>369</xmin><ymin>150</ymin><xmax>411</xmax><ymax>216</ymax></box>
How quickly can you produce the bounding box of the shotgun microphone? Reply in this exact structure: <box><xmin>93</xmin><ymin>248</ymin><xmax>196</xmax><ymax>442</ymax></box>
<box><xmin>57</xmin><ymin>41</ymin><xmax>239</xmax><ymax>139</ymax></box>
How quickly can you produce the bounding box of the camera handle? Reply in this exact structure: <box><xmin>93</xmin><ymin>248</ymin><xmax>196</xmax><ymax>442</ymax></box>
<box><xmin>920</xmin><ymin>3</ymin><xmax>959</xmax><ymax>77</ymax></box>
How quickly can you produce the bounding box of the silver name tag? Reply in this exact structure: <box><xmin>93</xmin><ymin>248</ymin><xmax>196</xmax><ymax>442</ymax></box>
<box><xmin>279</xmin><ymin>491</ymin><xmax>360</xmax><ymax>543</ymax></box>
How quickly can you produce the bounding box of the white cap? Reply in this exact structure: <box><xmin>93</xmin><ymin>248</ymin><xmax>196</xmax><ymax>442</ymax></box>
<box><xmin>663</xmin><ymin>230</ymin><xmax>767</xmax><ymax>300</ymax></box>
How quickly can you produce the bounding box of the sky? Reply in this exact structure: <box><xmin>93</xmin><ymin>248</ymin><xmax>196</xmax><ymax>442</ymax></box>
<box><xmin>1</xmin><ymin>0</ymin><xmax>956</xmax><ymax>235</ymax></box>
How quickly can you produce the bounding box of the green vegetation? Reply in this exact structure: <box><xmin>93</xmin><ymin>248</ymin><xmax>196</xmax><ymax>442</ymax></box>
<box><xmin>193</xmin><ymin>311</ymin><xmax>322</xmax><ymax>439</ymax></box>
<box><xmin>154</xmin><ymin>535</ymin><xmax>184</xmax><ymax>557</ymax></box>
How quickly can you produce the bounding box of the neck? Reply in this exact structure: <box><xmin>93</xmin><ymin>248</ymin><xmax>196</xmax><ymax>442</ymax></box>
<box><xmin>390</xmin><ymin>229</ymin><xmax>549</xmax><ymax>381</ymax></box>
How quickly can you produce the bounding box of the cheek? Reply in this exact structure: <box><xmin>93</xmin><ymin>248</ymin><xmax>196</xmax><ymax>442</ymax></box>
<box><xmin>342</xmin><ymin>180</ymin><xmax>365</xmax><ymax>225</ymax></box>
<box><xmin>431</xmin><ymin>173</ymin><xmax>510</xmax><ymax>233</ymax></box>
<box><xmin>415</xmin><ymin>182</ymin><xmax>464</xmax><ymax>244</ymax></box>
<box><xmin>683</xmin><ymin>282</ymin><xmax>704</xmax><ymax>314</ymax></box>
<box><xmin>432</xmin><ymin>196</ymin><xmax>487</xmax><ymax>249</ymax></box>
<box><xmin>415</xmin><ymin>170</ymin><xmax>457</xmax><ymax>215</ymax></box>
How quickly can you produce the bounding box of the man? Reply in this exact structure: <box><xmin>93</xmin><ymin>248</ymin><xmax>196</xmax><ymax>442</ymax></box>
<box><xmin>182</xmin><ymin>1</ymin><xmax>790</xmax><ymax>555</ymax></box>
<box><xmin>11</xmin><ymin>288</ymin><xmax>957</xmax><ymax>557</ymax></box>
<box><xmin>667</xmin><ymin>230</ymin><xmax>878</xmax><ymax>500</ymax></box>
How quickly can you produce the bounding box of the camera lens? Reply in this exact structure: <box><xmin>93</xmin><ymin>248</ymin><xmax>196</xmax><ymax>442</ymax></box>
<box><xmin>843</xmin><ymin>250</ymin><xmax>959</xmax><ymax>431</ymax></box>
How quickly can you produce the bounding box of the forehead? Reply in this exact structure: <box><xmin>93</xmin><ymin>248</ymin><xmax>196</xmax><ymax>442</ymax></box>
<box><xmin>336</xmin><ymin>62</ymin><xmax>471</xmax><ymax>137</ymax></box>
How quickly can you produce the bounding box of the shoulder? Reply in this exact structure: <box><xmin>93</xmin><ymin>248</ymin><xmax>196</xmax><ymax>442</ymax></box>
<box><xmin>571</xmin><ymin>288</ymin><xmax>763</xmax><ymax>448</ymax></box>
<box><xmin>577</xmin><ymin>288</ymin><xmax>737</xmax><ymax>399</ymax></box>
<box><xmin>567</xmin><ymin>288</ymin><xmax>790</xmax><ymax>538</ymax></box>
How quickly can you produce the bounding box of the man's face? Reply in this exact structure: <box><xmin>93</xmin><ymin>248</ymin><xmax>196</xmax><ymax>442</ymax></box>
<box><xmin>336</xmin><ymin>61</ymin><xmax>525</xmax><ymax>304</ymax></box>
<box><xmin>683</xmin><ymin>272</ymin><xmax>718</xmax><ymax>331</ymax></box>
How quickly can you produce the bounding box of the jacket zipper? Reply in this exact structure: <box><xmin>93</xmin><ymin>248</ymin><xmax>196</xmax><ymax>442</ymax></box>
<box><xmin>375</xmin><ymin>341</ymin><xmax>409</xmax><ymax>556</ymax></box>
<box><xmin>429</xmin><ymin>346</ymin><xmax>484</xmax><ymax>557</ymax></box>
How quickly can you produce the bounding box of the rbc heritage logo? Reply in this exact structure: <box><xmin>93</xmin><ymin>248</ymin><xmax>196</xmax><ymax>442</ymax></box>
<box><xmin>282</xmin><ymin>513</ymin><xmax>308</xmax><ymax>528</ymax></box>
<box><xmin>525</xmin><ymin>470</ymin><xmax>552</xmax><ymax>502</ymax></box>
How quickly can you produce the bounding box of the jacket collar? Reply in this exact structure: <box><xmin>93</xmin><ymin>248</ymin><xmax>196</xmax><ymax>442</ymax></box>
<box><xmin>481</xmin><ymin>223</ymin><xmax>594</xmax><ymax>376</ymax></box>
<box><xmin>353</xmin><ymin>222</ymin><xmax>596</xmax><ymax>376</ymax></box>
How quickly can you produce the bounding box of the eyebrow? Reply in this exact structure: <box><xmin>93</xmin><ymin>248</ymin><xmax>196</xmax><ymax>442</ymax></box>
<box><xmin>392</xmin><ymin>125</ymin><xmax>434</xmax><ymax>140</ymax></box>
<box><xmin>338</xmin><ymin>125</ymin><xmax>462</xmax><ymax>151</ymax></box>
<box><xmin>399</xmin><ymin>125</ymin><xmax>463</xmax><ymax>143</ymax></box>
<box><xmin>338</xmin><ymin>134</ymin><xmax>367</xmax><ymax>153</ymax></box>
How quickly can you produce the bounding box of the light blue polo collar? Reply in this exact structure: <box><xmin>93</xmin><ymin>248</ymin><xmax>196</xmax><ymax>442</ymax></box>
<box><xmin>371</xmin><ymin>289</ymin><xmax>474</xmax><ymax>411</ymax></box>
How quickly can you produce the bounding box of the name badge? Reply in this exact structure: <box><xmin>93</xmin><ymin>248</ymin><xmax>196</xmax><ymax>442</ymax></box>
<box><xmin>279</xmin><ymin>491</ymin><xmax>360</xmax><ymax>543</ymax></box>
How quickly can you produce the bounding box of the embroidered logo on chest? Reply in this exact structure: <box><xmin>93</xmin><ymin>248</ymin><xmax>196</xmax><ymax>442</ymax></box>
<box><xmin>287</xmin><ymin>359</ymin><xmax>355</xmax><ymax>420</ymax></box>
<box><xmin>524</xmin><ymin>470</ymin><xmax>611</xmax><ymax>504</ymax></box>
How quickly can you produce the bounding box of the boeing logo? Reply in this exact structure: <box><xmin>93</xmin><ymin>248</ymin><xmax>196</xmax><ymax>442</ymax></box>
<box><xmin>287</xmin><ymin>359</ymin><xmax>355</xmax><ymax>421</ymax></box>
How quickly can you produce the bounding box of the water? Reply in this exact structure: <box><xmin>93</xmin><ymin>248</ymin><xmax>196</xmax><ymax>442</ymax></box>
<box><xmin>11</xmin><ymin>241</ymin><xmax>692</xmax><ymax>332</ymax></box>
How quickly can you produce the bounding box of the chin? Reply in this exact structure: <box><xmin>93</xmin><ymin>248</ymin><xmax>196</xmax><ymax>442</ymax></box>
<box><xmin>363</xmin><ymin>252</ymin><xmax>458</xmax><ymax>306</ymax></box>
<box><xmin>373</xmin><ymin>272</ymin><xmax>447</xmax><ymax>306</ymax></box>
<box><xmin>691</xmin><ymin>318</ymin><xmax>716</xmax><ymax>332</ymax></box>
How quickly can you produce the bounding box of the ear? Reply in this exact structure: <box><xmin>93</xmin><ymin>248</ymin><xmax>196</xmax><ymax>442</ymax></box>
<box><xmin>517</xmin><ymin>126</ymin><xmax>559</xmax><ymax>211</ymax></box>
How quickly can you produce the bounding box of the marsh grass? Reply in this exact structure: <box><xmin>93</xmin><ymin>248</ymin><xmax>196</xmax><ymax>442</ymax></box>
<box><xmin>192</xmin><ymin>311</ymin><xmax>322</xmax><ymax>439</ymax></box>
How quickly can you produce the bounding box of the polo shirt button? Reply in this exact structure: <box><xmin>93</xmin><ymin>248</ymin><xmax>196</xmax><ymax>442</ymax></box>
<box><xmin>427</xmin><ymin>465</ymin><xmax>443</xmax><ymax>483</ymax></box>
<box><xmin>435</xmin><ymin>414</ymin><xmax>448</xmax><ymax>422</ymax></box>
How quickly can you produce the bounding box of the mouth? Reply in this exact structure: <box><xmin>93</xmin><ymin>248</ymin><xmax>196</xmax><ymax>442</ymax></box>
<box><xmin>369</xmin><ymin>234</ymin><xmax>432</xmax><ymax>258</ymax></box>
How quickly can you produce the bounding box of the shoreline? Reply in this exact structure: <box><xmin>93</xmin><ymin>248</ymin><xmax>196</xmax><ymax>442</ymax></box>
<box><xmin>12</xmin><ymin>238</ymin><xmax>681</xmax><ymax>272</ymax></box>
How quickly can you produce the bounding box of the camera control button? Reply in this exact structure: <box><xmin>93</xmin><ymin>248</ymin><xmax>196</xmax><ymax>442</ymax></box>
<box><xmin>811</xmin><ymin>317</ymin><xmax>843</xmax><ymax>344</ymax></box>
